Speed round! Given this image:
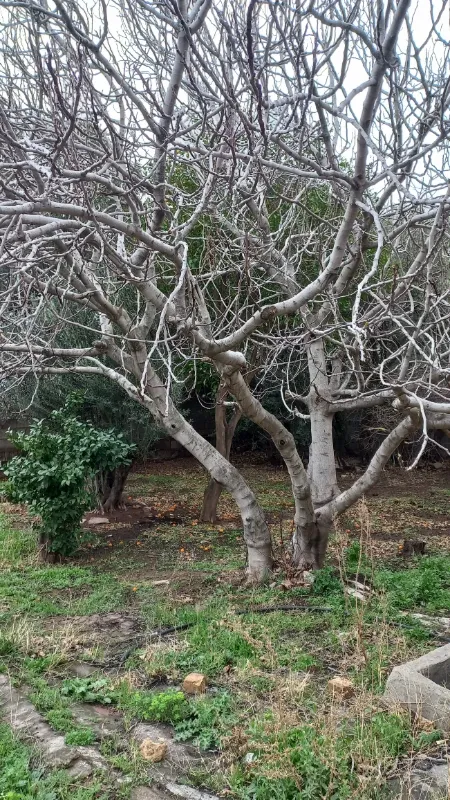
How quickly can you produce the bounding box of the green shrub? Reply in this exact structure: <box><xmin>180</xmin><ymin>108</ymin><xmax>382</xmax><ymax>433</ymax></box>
<box><xmin>117</xmin><ymin>685</ymin><xmax>233</xmax><ymax>751</ymax></box>
<box><xmin>46</xmin><ymin>708</ymin><xmax>76</xmax><ymax>733</ymax></box>
<box><xmin>344</xmin><ymin>540</ymin><xmax>371</xmax><ymax>576</ymax></box>
<box><xmin>3</xmin><ymin>400</ymin><xmax>134</xmax><ymax>557</ymax></box>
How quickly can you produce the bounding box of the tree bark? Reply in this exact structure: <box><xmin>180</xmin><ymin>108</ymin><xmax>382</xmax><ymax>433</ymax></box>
<box><xmin>201</xmin><ymin>382</ymin><xmax>242</xmax><ymax>523</ymax></box>
<box><xmin>307</xmin><ymin>338</ymin><xmax>340</xmax><ymax>506</ymax></box>
<box><xmin>38</xmin><ymin>529</ymin><xmax>56</xmax><ymax>563</ymax></box>
<box><xmin>223</xmin><ymin>367</ymin><xmax>323</xmax><ymax>569</ymax></box>
<box><xmin>112</xmin><ymin>363</ymin><xmax>272</xmax><ymax>582</ymax></box>
<box><xmin>97</xmin><ymin>463</ymin><xmax>132</xmax><ymax>512</ymax></box>
<box><xmin>316</xmin><ymin>413</ymin><xmax>420</xmax><ymax>529</ymax></box>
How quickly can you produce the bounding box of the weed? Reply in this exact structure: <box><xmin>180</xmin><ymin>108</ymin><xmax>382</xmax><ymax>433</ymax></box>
<box><xmin>46</xmin><ymin>708</ymin><xmax>76</xmax><ymax>733</ymax></box>
<box><xmin>65</xmin><ymin>727</ymin><xmax>96</xmax><ymax>746</ymax></box>
<box><xmin>174</xmin><ymin>691</ymin><xmax>235</xmax><ymax>750</ymax></box>
<box><xmin>147</xmin><ymin>618</ymin><xmax>257</xmax><ymax>678</ymax></box>
<box><xmin>119</xmin><ymin>687</ymin><xmax>188</xmax><ymax>723</ymax></box>
<box><xmin>344</xmin><ymin>540</ymin><xmax>371</xmax><ymax>577</ymax></box>
<box><xmin>312</xmin><ymin>566</ymin><xmax>343</xmax><ymax>596</ymax></box>
<box><xmin>0</xmin><ymin>724</ymin><xmax>104</xmax><ymax>800</ymax></box>
<box><xmin>375</xmin><ymin>556</ymin><xmax>450</xmax><ymax>611</ymax></box>
<box><xmin>61</xmin><ymin>677</ymin><xmax>116</xmax><ymax>704</ymax></box>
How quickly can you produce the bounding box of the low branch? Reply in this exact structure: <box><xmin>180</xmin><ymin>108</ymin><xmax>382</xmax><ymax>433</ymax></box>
<box><xmin>317</xmin><ymin>413</ymin><xmax>420</xmax><ymax>522</ymax></box>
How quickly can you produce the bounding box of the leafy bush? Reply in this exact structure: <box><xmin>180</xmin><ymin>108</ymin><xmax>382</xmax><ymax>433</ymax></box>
<box><xmin>3</xmin><ymin>400</ymin><xmax>135</xmax><ymax>557</ymax></box>
<box><xmin>117</xmin><ymin>685</ymin><xmax>233</xmax><ymax>750</ymax></box>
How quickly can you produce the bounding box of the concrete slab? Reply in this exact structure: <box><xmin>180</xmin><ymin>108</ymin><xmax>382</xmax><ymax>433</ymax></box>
<box><xmin>384</xmin><ymin>643</ymin><xmax>450</xmax><ymax>730</ymax></box>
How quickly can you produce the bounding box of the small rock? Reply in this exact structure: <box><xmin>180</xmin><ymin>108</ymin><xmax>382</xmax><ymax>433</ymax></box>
<box><xmin>303</xmin><ymin>571</ymin><xmax>315</xmax><ymax>585</ymax></box>
<box><xmin>345</xmin><ymin>586</ymin><xmax>367</xmax><ymax>602</ymax></box>
<box><xmin>66</xmin><ymin>758</ymin><xmax>93</xmax><ymax>779</ymax></box>
<box><xmin>86</xmin><ymin>516</ymin><xmax>110</xmax><ymax>526</ymax></box>
<box><xmin>328</xmin><ymin>676</ymin><xmax>355</xmax><ymax>699</ymax></box>
<box><xmin>243</xmin><ymin>752</ymin><xmax>256</xmax><ymax>764</ymax></box>
<box><xmin>139</xmin><ymin>738</ymin><xmax>168</xmax><ymax>762</ymax></box>
<box><xmin>182</xmin><ymin>673</ymin><xmax>207</xmax><ymax>695</ymax></box>
<box><xmin>165</xmin><ymin>784</ymin><xmax>220</xmax><ymax>800</ymax></box>
<box><xmin>151</xmin><ymin>580</ymin><xmax>170</xmax><ymax>586</ymax></box>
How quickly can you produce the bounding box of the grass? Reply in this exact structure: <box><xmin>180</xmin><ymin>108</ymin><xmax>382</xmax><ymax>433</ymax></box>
<box><xmin>0</xmin><ymin>465</ymin><xmax>449</xmax><ymax>799</ymax></box>
<box><xmin>0</xmin><ymin>724</ymin><xmax>104</xmax><ymax>800</ymax></box>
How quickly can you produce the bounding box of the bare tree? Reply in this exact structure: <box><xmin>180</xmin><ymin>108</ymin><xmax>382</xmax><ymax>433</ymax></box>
<box><xmin>0</xmin><ymin>0</ymin><xmax>449</xmax><ymax>579</ymax></box>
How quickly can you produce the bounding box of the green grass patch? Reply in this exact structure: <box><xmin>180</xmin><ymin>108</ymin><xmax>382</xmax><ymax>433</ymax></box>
<box><xmin>0</xmin><ymin>724</ymin><xmax>104</xmax><ymax>800</ymax></box>
<box><xmin>375</xmin><ymin>555</ymin><xmax>450</xmax><ymax>612</ymax></box>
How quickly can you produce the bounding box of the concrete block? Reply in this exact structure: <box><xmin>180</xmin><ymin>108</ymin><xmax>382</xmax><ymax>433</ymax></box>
<box><xmin>384</xmin><ymin>643</ymin><xmax>450</xmax><ymax>730</ymax></box>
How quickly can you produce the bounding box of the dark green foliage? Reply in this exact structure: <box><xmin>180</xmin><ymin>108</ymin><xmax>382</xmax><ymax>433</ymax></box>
<box><xmin>3</xmin><ymin>401</ymin><xmax>134</xmax><ymax>556</ymax></box>
<box><xmin>174</xmin><ymin>692</ymin><xmax>234</xmax><ymax>750</ymax></box>
<box><xmin>344</xmin><ymin>540</ymin><xmax>371</xmax><ymax>577</ymax></box>
<box><xmin>61</xmin><ymin>677</ymin><xmax>116</xmax><ymax>705</ymax></box>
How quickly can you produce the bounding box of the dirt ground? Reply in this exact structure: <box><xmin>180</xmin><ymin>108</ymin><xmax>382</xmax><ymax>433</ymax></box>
<box><xmin>76</xmin><ymin>459</ymin><xmax>450</xmax><ymax>580</ymax></box>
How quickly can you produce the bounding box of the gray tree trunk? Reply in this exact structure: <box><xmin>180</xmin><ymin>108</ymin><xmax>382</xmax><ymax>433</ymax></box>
<box><xmin>307</xmin><ymin>338</ymin><xmax>339</xmax><ymax>506</ymax></box>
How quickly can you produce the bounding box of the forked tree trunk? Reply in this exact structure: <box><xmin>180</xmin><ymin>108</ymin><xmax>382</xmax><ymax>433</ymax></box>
<box><xmin>223</xmin><ymin>367</ymin><xmax>325</xmax><ymax>569</ymax></box>
<box><xmin>97</xmin><ymin>463</ymin><xmax>132</xmax><ymax>512</ymax></box>
<box><xmin>201</xmin><ymin>382</ymin><xmax>242</xmax><ymax>523</ymax></box>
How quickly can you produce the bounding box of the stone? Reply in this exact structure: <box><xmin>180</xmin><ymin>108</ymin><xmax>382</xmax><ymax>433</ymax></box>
<box><xmin>131</xmin><ymin>789</ymin><xmax>169</xmax><ymax>800</ymax></box>
<box><xmin>132</xmin><ymin>722</ymin><xmax>213</xmax><ymax>780</ymax></box>
<box><xmin>152</xmin><ymin>580</ymin><xmax>170</xmax><ymax>586</ymax></box>
<box><xmin>396</xmin><ymin>762</ymin><xmax>450</xmax><ymax>799</ymax></box>
<box><xmin>182</xmin><ymin>673</ymin><xmax>207</xmax><ymax>695</ymax></box>
<box><xmin>71</xmin><ymin>702</ymin><xmax>122</xmax><ymax>739</ymax></box>
<box><xmin>0</xmin><ymin>675</ymin><xmax>114</xmax><ymax>774</ymax></box>
<box><xmin>327</xmin><ymin>676</ymin><xmax>355</xmax><ymax>699</ymax></box>
<box><xmin>383</xmin><ymin>643</ymin><xmax>450</xmax><ymax>730</ymax></box>
<box><xmin>165</xmin><ymin>784</ymin><xmax>220</xmax><ymax>800</ymax></box>
<box><xmin>140</xmin><ymin>739</ymin><xmax>168</xmax><ymax>763</ymax></box>
<box><xmin>87</xmin><ymin>516</ymin><xmax>110</xmax><ymax>525</ymax></box>
<box><xmin>67</xmin><ymin>661</ymin><xmax>98</xmax><ymax>678</ymax></box>
<box><xmin>66</xmin><ymin>759</ymin><xmax>94</xmax><ymax>779</ymax></box>
<box><xmin>345</xmin><ymin>586</ymin><xmax>367</xmax><ymax>602</ymax></box>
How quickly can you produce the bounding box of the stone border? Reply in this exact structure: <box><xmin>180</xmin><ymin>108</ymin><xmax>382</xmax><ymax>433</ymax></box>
<box><xmin>383</xmin><ymin>643</ymin><xmax>450</xmax><ymax>730</ymax></box>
